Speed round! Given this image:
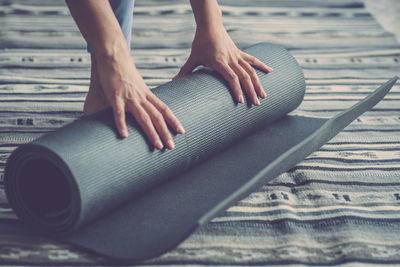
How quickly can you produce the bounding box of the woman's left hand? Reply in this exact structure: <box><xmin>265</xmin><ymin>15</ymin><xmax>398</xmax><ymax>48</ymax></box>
<box><xmin>174</xmin><ymin>24</ymin><xmax>273</xmax><ymax>106</ymax></box>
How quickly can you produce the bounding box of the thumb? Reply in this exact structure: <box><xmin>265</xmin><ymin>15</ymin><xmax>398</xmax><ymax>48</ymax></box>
<box><xmin>173</xmin><ymin>56</ymin><xmax>197</xmax><ymax>80</ymax></box>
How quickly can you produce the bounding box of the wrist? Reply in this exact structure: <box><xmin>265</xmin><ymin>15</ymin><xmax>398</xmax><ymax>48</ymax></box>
<box><xmin>195</xmin><ymin>19</ymin><xmax>224</xmax><ymax>33</ymax></box>
<box><xmin>194</xmin><ymin>21</ymin><xmax>225</xmax><ymax>41</ymax></box>
<box><xmin>191</xmin><ymin>0</ymin><xmax>223</xmax><ymax>31</ymax></box>
<box><xmin>93</xmin><ymin>44</ymin><xmax>132</xmax><ymax>70</ymax></box>
<box><xmin>92</xmin><ymin>35</ymin><xmax>130</xmax><ymax>60</ymax></box>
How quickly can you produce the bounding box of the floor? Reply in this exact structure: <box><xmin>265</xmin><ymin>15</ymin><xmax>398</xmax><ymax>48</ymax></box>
<box><xmin>364</xmin><ymin>0</ymin><xmax>400</xmax><ymax>42</ymax></box>
<box><xmin>0</xmin><ymin>0</ymin><xmax>400</xmax><ymax>265</ymax></box>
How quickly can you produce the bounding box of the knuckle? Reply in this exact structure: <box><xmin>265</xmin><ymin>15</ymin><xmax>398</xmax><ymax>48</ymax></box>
<box><xmin>215</xmin><ymin>56</ymin><xmax>225</xmax><ymax>64</ymax></box>
<box><xmin>125</xmin><ymin>94</ymin><xmax>135</xmax><ymax>102</ymax></box>
<box><xmin>242</xmin><ymin>73</ymin><xmax>251</xmax><ymax>83</ymax></box>
<box><xmin>228</xmin><ymin>72</ymin><xmax>238</xmax><ymax>82</ymax></box>
<box><xmin>138</xmin><ymin>112</ymin><xmax>150</xmax><ymax>124</ymax></box>
<box><xmin>158</xmin><ymin>102</ymin><xmax>170</xmax><ymax>114</ymax></box>
<box><xmin>153</xmin><ymin>112</ymin><xmax>164</xmax><ymax>123</ymax></box>
<box><xmin>247</xmin><ymin>56</ymin><xmax>256</xmax><ymax>64</ymax></box>
<box><xmin>112</xmin><ymin>96</ymin><xmax>122</xmax><ymax>106</ymax></box>
<box><xmin>238</xmin><ymin>58</ymin><xmax>247</xmax><ymax>65</ymax></box>
<box><xmin>138</xmin><ymin>99</ymin><xmax>149</xmax><ymax>108</ymax></box>
<box><xmin>249</xmin><ymin>69</ymin><xmax>258</xmax><ymax>79</ymax></box>
<box><xmin>124</xmin><ymin>89</ymin><xmax>134</xmax><ymax>100</ymax></box>
<box><xmin>114</xmin><ymin>106</ymin><xmax>125</xmax><ymax>116</ymax></box>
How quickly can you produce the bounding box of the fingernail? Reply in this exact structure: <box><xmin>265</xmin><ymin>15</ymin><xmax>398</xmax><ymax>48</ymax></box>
<box><xmin>167</xmin><ymin>139</ymin><xmax>175</xmax><ymax>149</ymax></box>
<box><xmin>122</xmin><ymin>129</ymin><xmax>129</xmax><ymax>138</ymax></box>
<box><xmin>255</xmin><ymin>98</ymin><xmax>260</xmax><ymax>106</ymax></box>
<box><xmin>268</xmin><ymin>67</ymin><xmax>274</xmax><ymax>72</ymax></box>
<box><xmin>238</xmin><ymin>95</ymin><xmax>244</xmax><ymax>103</ymax></box>
<box><xmin>261</xmin><ymin>90</ymin><xmax>267</xmax><ymax>99</ymax></box>
<box><xmin>155</xmin><ymin>140</ymin><xmax>163</xmax><ymax>150</ymax></box>
<box><xmin>177</xmin><ymin>125</ymin><xmax>185</xmax><ymax>134</ymax></box>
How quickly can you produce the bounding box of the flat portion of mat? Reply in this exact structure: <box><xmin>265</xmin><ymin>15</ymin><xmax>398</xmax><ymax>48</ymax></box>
<box><xmin>1</xmin><ymin>0</ymin><xmax>400</xmax><ymax>265</ymax></box>
<box><xmin>1</xmin><ymin>77</ymin><xmax>396</xmax><ymax>263</ymax></box>
<box><xmin>63</xmin><ymin>77</ymin><xmax>396</xmax><ymax>262</ymax></box>
<box><xmin>2</xmin><ymin>46</ymin><xmax>398</xmax><ymax>262</ymax></box>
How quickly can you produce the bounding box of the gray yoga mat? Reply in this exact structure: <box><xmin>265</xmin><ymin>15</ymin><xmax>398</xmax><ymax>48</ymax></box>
<box><xmin>3</xmin><ymin>43</ymin><xmax>397</xmax><ymax>263</ymax></box>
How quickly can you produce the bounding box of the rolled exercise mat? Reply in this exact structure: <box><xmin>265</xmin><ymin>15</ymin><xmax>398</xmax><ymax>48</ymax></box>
<box><xmin>3</xmin><ymin>43</ymin><xmax>397</xmax><ymax>263</ymax></box>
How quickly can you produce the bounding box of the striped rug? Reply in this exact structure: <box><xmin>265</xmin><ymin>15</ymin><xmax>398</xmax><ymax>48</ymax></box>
<box><xmin>0</xmin><ymin>0</ymin><xmax>400</xmax><ymax>265</ymax></box>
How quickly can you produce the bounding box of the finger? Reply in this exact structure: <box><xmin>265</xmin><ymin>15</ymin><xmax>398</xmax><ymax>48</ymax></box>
<box><xmin>241</xmin><ymin>52</ymin><xmax>273</xmax><ymax>73</ymax></box>
<box><xmin>239</xmin><ymin>59</ymin><xmax>267</xmax><ymax>99</ymax></box>
<box><xmin>231</xmin><ymin>63</ymin><xmax>260</xmax><ymax>106</ymax></box>
<box><xmin>211</xmin><ymin>62</ymin><xmax>244</xmax><ymax>103</ymax></box>
<box><xmin>173</xmin><ymin>56</ymin><xmax>197</xmax><ymax>80</ymax></box>
<box><xmin>147</xmin><ymin>93</ymin><xmax>185</xmax><ymax>134</ymax></box>
<box><xmin>126</xmin><ymin>102</ymin><xmax>164</xmax><ymax>150</ymax></box>
<box><xmin>142</xmin><ymin>101</ymin><xmax>175</xmax><ymax>150</ymax></box>
<box><xmin>112</xmin><ymin>97</ymin><xmax>129</xmax><ymax>138</ymax></box>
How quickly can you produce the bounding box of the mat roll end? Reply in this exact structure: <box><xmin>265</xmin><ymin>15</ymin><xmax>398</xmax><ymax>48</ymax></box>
<box><xmin>4</xmin><ymin>143</ymin><xmax>81</xmax><ymax>234</ymax></box>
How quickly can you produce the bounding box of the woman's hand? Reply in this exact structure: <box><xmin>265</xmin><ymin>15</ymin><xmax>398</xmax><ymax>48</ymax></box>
<box><xmin>175</xmin><ymin>0</ymin><xmax>273</xmax><ymax>105</ymax></box>
<box><xmin>85</xmin><ymin>51</ymin><xmax>185</xmax><ymax>150</ymax></box>
<box><xmin>66</xmin><ymin>0</ymin><xmax>184</xmax><ymax>150</ymax></box>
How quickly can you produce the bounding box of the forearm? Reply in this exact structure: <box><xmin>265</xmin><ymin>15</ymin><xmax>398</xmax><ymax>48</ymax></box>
<box><xmin>65</xmin><ymin>0</ymin><xmax>129</xmax><ymax>57</ymax></box>
<box><xmin>189</xmin><ymin>0</ymin><xmax>223</xmax><ymax>30</ymax></box>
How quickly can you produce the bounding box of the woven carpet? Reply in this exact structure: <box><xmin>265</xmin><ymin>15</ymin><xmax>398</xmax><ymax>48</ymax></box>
<box><xmin>0</xmin><ymin>0</ymin><xmax>400</xmax><ymax>265</ymax></box>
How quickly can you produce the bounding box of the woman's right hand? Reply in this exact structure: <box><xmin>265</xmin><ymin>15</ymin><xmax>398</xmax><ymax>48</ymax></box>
<box><xmin>65</xmin><ymin>0</ymin><xmax>184</xmax><ymax>150</ymax></box>
<box><xmin>85</xmin><ymin>49</ymin><xmax>185</xmax><ymax>150</ymax></box>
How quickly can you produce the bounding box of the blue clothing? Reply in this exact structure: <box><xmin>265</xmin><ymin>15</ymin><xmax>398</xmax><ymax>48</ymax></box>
<box><xmin>87</xmin><ymin>0</ymin><xmax>134</xmax><ymax>52</ymax></box>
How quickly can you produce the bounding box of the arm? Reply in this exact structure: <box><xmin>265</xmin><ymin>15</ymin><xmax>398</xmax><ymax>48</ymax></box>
<box><xmin>175</xmin><ymin>0</ymin><xmax>273</xmax><ymax>105</ymax></box>
<box><xmin>65</xmin><ymin>0</ymin><xmax>184</xmax><ymax>150</ymax></box>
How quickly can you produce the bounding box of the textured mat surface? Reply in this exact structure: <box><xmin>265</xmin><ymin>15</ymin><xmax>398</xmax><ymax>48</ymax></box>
<box><xmin>1</xmin><ymin>0</ymin><xmax>400</xmax><ymax>265</ymax></box>
<box><xmin>4</xmin><ymin>42</ymin><xmax>306</xmax><ymax>255</ymax></box>
<box><xmin>3</xmin><ymin>39</ymin><xmax>395</xmax><ymax>262</ymax></box>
